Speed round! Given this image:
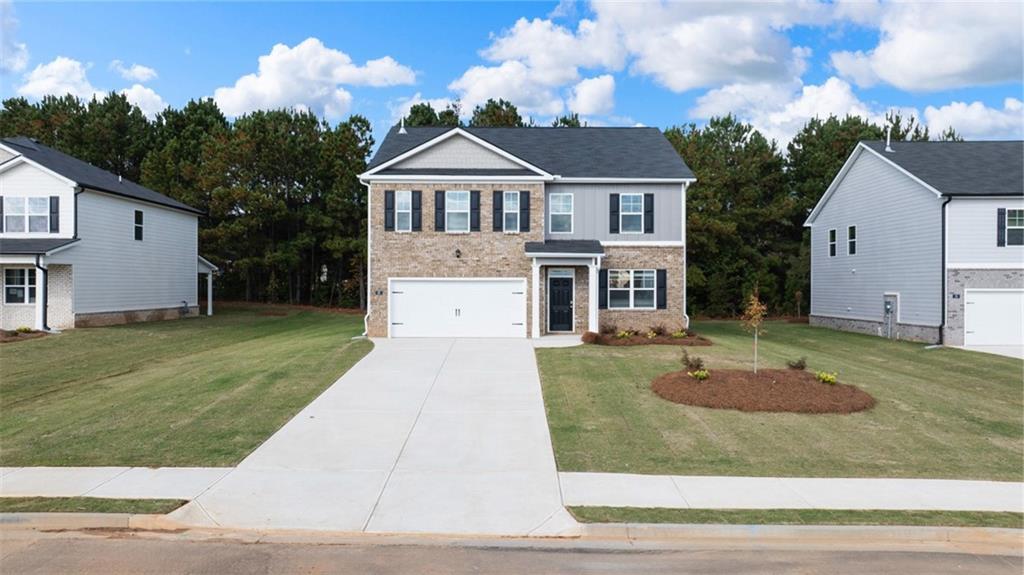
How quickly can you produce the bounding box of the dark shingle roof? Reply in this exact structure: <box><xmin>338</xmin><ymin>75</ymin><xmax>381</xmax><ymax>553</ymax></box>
<box><xmin>524</xmin><ymin>239</ymin><xmax>604</xmax><ymax>255</ymax></box>
<box><xmin>861</xmin><ymin>140</ymin><xmax>1023</xmax><ymax>196</ymax></box>
<box><xmin>0</xmin><ymin>237</ymin><xmax>80</xmax><ymax>255</ymax></box>
<box><xmin>1</xmin><ymin>137</ymin><xmax>202</xmax><ymax>213</ymax></box>
<box><xmin>368</xmin><ymin>127</ymin><xmax>694</xmax><ymax>179</ymax></box>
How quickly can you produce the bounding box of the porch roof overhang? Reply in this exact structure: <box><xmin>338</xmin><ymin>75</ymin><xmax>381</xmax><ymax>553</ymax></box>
<box><xmin>524</xmin><ymin>239</ymin><xmax>604</xmax><ymax>259</ymax></box>
<box><xmin>0</xmin><ymin>237</ymin><xmax>80</xmax><ymax>256</ymax></box>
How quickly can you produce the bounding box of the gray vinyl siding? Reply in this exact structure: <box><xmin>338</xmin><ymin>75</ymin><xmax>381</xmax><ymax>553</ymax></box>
<box><xmin>391</xmin><ymin>135</ymin><xmax>522</xmax><ymax>171</ymax></box>
<box><xmin>544</xmin><ymin>183</ymin><xmax>682</xmax><ymax>242</ymax></box>
<box><xmin>48</xmin><ymin>190</ymin><xmax>198</xmax><ymax>313</ymax></box>
<box><xmin>810</xmin><ymin>149</ymin><xmax>944</xmax><ymax>326</ymax></box>
<box><xmin>947</xmin><ymin>196</ymin><xmax>1024</xmax><ymax>266</ymax></box>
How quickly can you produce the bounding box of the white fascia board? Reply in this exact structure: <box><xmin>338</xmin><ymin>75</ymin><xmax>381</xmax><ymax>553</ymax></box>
<box><xmin>361</xmin><ymin>128</ymin><xmax>552</xmax><ymax>178</ymax></box>
<box><xmin>552</xmin><ymin>177</ymin><xmax>696</xmax><ymax>184</ymax></box>
<box><xmin>43</xmin><ymin>239</ymin><xmax>81</xmax><ymax>256</ymax></box>
<box><xmin>526</xmin><ymin>252</ymin><xmax>604</xmax><ymax>259</ymax></box>
<box><xmin>0</xmin><ymin>255</ymin><xmax>39</xmax><ymax>265</ymax></box>
<box><xmin>361</xmin><ymin>174</ymin><xmax>552</xmax><ymax>182</ymax></box>
<box><xmin>0</xmin><ymin>155</ymin><xmax>78</xmax><ymax>189</ymax></box>
<box><xmin>600</xmin><ymin>241</ymin><xmax>684</xmax><ymax>247</ymax></box>
<box><xmin>198</xmin><ymin>255</ymin><xmax>219</xmax><ymax>272</ymax></box>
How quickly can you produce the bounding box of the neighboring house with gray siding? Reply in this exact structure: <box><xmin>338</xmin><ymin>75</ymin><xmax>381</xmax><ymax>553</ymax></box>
<box><xmin>805</xmin><ymin>140</ymin><xmax>1023</xmax><ymax>347</ymax></box>
<box><xmin>0</xmin><ymin>137</ymin><xmax>217</xmax><ymax>331</ymax></box>
<box><xmin>360</xmin><ymin>126</ymin><xmax>694</xmax><ymax>338</ymax></box>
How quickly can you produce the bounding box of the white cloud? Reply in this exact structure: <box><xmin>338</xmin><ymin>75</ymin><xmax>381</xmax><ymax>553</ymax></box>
<box><xmin>388</xmin><ymin>92</ymin><xmax>455</xmax><ymax>124</ymax></box>
<box><xmin>568</xmin><ymin>75</ymin><xmax>615</xmax><ymax>115</ymax></box>
<box><xmin>924</xmin><ymin>98</ymin><xmax>1024</xmax><ymax>140</ymax></box>
<box><xmin>17</xmin><ymin>56</ymin><xmax>103</xmax><ymax>100</ymax></box>
<box><xmin>1</xmin><ymin>0</ymin><xmax>29</xmax><ymax>73</ymax></box>
<box><xmin>213</xmin><ymin>37</ymin><xmax>415</xmax><ymax>119</ymax></box>
<box><xmin>831</xmin><ymin>2</ymin><xmax>1023</xmax><ymax>91</ymax></box>
<box><xmin>121</xmin><ymin>84</ymin><xmax>167</xmax><ymax>118</ymax></box>
<box><xmin>449</xmin><ymin>60</ymin><xmax>565</xmax><ymax>117</ymax></box>
<box><xmin>110</xmin><ymin>60</ymin><xmax>158</xmax><ymax>83</ymax></box>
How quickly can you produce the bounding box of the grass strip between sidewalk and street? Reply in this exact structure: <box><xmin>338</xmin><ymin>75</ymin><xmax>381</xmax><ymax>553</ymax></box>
<box><xmin>568</xmin><ymin>507</ymin><xmax>1024</xmax><ymax>529</ymax></box>
<box><xmin>0</xmin><ymin>497</ymin><xmax>187</xmax><ymax>514</ymax></box>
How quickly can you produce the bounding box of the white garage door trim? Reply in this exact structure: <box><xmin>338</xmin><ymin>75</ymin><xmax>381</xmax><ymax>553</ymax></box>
<box><xmin>388</xmin><ymin>277</ymin><xmax>527</xmax><ymax>338</ymax></box>
<box><xmin>963</xmin><ymin>288</ymin><xmax>1024</xmax><ymax>346</ymax></box>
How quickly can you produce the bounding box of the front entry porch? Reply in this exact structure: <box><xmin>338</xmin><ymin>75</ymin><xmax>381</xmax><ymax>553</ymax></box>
<box><xmin>526</xmin><ymin>240</ymin><xmax>604</xmax><ymax>338</ymax></box>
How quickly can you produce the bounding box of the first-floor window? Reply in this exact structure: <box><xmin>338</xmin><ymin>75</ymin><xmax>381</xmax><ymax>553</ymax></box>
<box><xmin>620</xmin><ymin>193</ymin><xmax>643</xmax><ymax>233</ymax></box>
<box><xmin>503</xmin><ymin>190</ymin><xmax>519</xmax><ymax>232</ymax></box>
<box><xmin>395</xmin><ymin>190</ymin><xmax>412</xmax><ymax>232</ymax></box>
<box><xmin>847</xmin><ymin>225</ymin><xmax>857</xmax><ymax>255</ymax></box>
<box><xmin>828</xmin><ymin>228</ymin><xmax>837</xmax><ymax>257</ymax></box>
<box><xmin>4</xmin><ymin>196</ymin><xmax>49</xmax><ymax>233</ymax></box>
<box><xmin>1007</xmin><ymin>209</ymin><xmax>1024</xmax><ymax>246</ymax></box>
<box><xmin>445</xmin><ymin>190</ymin><xmax>470</xmax><ymax>232</ymax></box>
<box><xmin>608</xmin><ymin>269</ymin><xmax>656</xmax><ymax>309</ymax></box>
<box><xmin>4</xmin><ymin>268</ymin><xmax>36</xmax><ymax>304</ymax></box>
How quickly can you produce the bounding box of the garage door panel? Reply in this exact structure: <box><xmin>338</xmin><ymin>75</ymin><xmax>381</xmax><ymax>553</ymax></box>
<box><xmin>965</xmin><ymin>290</ymin><xmax>1024</xmax><ymax>346</ymax></box>
<box><xmin>390</xmin><ymin>279</ymin><xmax>526</xmax><ymax>338</ymax></box>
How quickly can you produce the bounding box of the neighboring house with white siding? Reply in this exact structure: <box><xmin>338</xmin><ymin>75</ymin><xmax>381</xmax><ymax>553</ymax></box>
<box><xmin>0</xmin><ymin>137</ymin><xmax>216</xmax><ymax>331</ymax></box>
<box><xmin>805</xmin><ymin>140</ymin><xmax>1023</xmax><ymax>348</ymax></box>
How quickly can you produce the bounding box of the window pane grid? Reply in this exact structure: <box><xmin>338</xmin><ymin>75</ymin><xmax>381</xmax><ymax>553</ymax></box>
<box><xmin>395</xmin><ymin>191</ymin><xmax>412</xmax><ymax>232</ymax></box>
<box><xmin>3</xmin><ymin>268</ymin><xmax>36</xmax><ymax>304</ymax></box>
<box><xmin>4</xmin><ymin>196</ymin><xmax>49</xmax><ymax>233</ymax></box>
<box><xmin>503</xmin><ymin>191</ymin><xmax>519</xmax><ymax>232</ymax></box>
<box><xmin>607</xmin><ymin>269</ymin><xmax>656</xmax><ymax>309</ymax></box>
<box><xmin>550</xmin><ymin>193</ymin><xmax>572</xmax><ymax>233</ymax></box>
<box><xmin>445</xmin><ymin>191</ymin><xmax>470</xmax><ymax>232</ymax></box>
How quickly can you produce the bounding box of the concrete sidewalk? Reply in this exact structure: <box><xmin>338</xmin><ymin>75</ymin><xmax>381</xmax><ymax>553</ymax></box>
<box><xmin>1</xmin><ymin>467</ymin><xmax>231</xmax><ymax>500</ymax></box>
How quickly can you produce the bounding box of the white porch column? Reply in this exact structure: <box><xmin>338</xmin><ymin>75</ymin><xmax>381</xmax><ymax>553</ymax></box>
<box><xmin>206</xmin><ymin>272</ymin><xmax>214</xmax><ymax>316</ymax></box>
<box><xmin>34</xmin><ymin>267</ymin><xmax>45</xmax><ymax>331</ymax></box>
<box><xmin>588</xmin><ymin>258</ymin><xmax>599</xmax><ymax>333</ymax></box>
<box><xmin>531</xmin><ymin>259</ymin><xmax>540</xmax><ymax>338</ymax></box>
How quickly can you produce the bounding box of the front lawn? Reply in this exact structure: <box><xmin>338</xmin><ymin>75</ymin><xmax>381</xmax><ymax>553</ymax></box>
<box><xmin>538</xmin><ymin>321</ymin><xmax>1023</xmax><ymax>480</ymax></box>
<box><xmin>0</xmin><ymin>306</ymin><xmax>371</xmax><ymax>467</ymax></box>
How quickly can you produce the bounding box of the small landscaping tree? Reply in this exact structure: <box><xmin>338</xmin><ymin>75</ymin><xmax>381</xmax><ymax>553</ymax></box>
<box><xmin>741</xmin><ymin>289</ymin><xmax>768</xmax><ymax>373</ymax></box>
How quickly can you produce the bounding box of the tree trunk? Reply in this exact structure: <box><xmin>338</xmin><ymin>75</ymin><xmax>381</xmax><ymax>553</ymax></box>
<box><xmin>753</xmin><ymin>330</ymin><xmax>759</xmax><ymax>374</ymax></box>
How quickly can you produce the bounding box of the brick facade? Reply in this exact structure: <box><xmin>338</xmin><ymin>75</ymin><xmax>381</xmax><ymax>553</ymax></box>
<box><xmin>47</xmin><ymin>264</ymin><xmax>74</xmax><ymax>329</ymax></box>
<box><xmin>599</xmin><ymin>245</ymin><xmax>686</xmax><ymax>333</ymax></box>
<box><xmin>944</xmin><ymin>267</ymin><xmax>1024</xmax><ymax>346</ymax></box>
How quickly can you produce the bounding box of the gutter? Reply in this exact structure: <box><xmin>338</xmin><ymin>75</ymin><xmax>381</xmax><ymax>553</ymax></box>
<box><xmin>33</xmin><ymin>254</ymin><xmax>49</xmax><ymax>332</ymax></box>
<box><xmin>938</xmin><ymin>195</ymin><xmax>952</xmax><ymax>345</ymax></box>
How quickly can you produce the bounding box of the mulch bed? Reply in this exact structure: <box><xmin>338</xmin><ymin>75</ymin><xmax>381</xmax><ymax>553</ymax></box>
<box><xmin>0</xmin><ymin>330</ymin><xmax>48</xmax><ymax>344</ymax></box>
<box><xmin>651</xmin><ymin>368</ymin><xmax>875</xmax><ymax>414</ymax></box>
<box><xmin>591</xmin><ymin>333</ymin><xmax>712</xmax><ymax>346</ymax></box>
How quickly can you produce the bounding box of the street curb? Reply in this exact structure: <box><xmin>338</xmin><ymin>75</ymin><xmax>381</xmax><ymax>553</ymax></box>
<box><xmin>0</xmin><ymin>513</ymin><xmax>182</xmax><ymax>531</ymax></box>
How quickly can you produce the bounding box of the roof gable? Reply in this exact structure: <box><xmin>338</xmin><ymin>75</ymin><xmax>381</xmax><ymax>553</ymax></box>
<box><xmin>860</xmin><ymin>140</ymin><xmax>1023</xmax><ymax>197</ymax></box>
<box><xmin>390</xmin><ymin>132</ymin><xmax>524</xmax><ymax>171</ymax></box>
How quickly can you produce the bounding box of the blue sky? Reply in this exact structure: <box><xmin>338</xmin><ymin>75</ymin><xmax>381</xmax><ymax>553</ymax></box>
<box><xmin>2</xmin><ymin>1</ymin><xmax>1022</xmax><ymax>147</ymax></box>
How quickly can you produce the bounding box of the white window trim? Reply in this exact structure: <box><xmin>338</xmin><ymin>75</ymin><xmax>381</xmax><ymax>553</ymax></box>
<box><xmin>134</xmin><ymin>210</ymin><xmax>144</xmax><ymax>241</ymax></box>
<box><xmin>3</xmin><ymin>267</ymin><xmax>36</xmax><ymax>305</ymax></box>
<box><xmin>607</xmin><ymin>268</ymin><xmax>656</xmax><ymax>310</ymax></box>
<box><xmin>395</xmin><ymin>190</ymin><xmax>412</xmax><ymax>233</ymax></box>
<box><xmin>549</xmin><ymin>192</ymin><xmax>573</xmax><ymax>234</ymax></box>
<box><xmin>847</xmin><ymin>225</ymin><xmax>857</xmax><ymax>256</ymax></box>
<box><xmin>502</xmin><ymin>190</ymin><xmax>520</xmax><ymax>233</ymax></box>
<box><xmin>546</xmin><ymin>268</ymin><xmax>575</xmax><ymax>333</ymax></box>
<box><xmin>3</xmin><ymin>196</ymin><xmax>50</xmax><ymax>234</ymax></box>
<box><xmin>828</xmin><ymin>228</ymin><xmax>837</xmax><ymax>257</ymax></box>
<box><xmin>619</xmin><ymin>193</ymin><xmax>644</xmax><ymax>234</ymax></box>
<box><xmin>1007</xmin><ymin>208</ymin><xmax>1024</xmax><ymax>246</ymax></box>
<box><xmin>445</xmin><ymin>190</ymin><xmax>470</xmax><ymax>233</ymax></box>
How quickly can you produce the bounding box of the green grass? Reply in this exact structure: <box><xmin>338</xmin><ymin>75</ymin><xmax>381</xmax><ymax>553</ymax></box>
<box><xmin>538</xmin><ymin>321</ymin><xmax>1023</xmax><ymax>480</ymax></box>
<box><xmin>568</xmin><ymin>507</ymin><xmax>1024</xmax><ymax>529</ymax></box>
<box><xmin>0</xmin><ymin>497</ymin><xmax>186</xmax><ymax>514</ymax></box>
<box><xmin>0</xmin><ymin>306</ymin><xmax>372</xmax><ymax>467</ymax></box>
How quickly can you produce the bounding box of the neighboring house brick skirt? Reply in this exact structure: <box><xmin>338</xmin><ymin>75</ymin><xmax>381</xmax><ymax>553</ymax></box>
<box><xmin>75</xmin><ymin>305</ymin><xmax>199</xmax><ymax>328</ymax></box>
<box><xmin>47</xmin><ymin>264</ymin><xmax>74</xmax><ymax>330</ymax></box>
<box><xmin>600</xmin><ymin>245</ymin><xmax>686</xmax><ymax>334</ymax></box>
<box><xmin>944</xmin><ymin>268</ymin><xmax>1024</xmax><ymax>346</ymax></box>
<box><xmin>809</xmin><ymin>315</ymin><xmax>939</xmax><ymax>343</ymax></box>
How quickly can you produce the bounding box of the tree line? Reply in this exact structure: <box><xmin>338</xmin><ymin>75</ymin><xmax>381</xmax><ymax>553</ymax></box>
<box><xmin>0</xmin><ymin>93</ymin><xmax>960</xmax><ymax>315</ymax></box>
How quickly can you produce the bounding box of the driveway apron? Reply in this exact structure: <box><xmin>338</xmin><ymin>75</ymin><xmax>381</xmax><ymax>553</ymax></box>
<box><xmin>171</xmin><ymin>338</ymin><xmax>577</xmax><ymax>536</ymax></box>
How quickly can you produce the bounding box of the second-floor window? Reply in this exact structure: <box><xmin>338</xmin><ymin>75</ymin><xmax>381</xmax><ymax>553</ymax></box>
<box><xmin>847</xmin><ymin>225</ymin><xmax>857</xmax><ymax>255</ymax></box>
<box><xmin>4</xmin><ymin>197</ymin><xmax>49</xmax><ymax>233</ymax></box>
<box><xmin>446</xmin><ymin>190</ymin><xmax>470</xmax><ymax>233</ymax></box>
<box><xmin>1007</xmin><ymin>209</ymin><xmax>1023</xmax><ymax>246</ymax></box>
<box><xmin>503</xmin><ymin>191</ymin><xmax>519</xmax><ymax>232</ymax></box>
<box><xmin>395</xmin><ymin>190</ymin><xmax>412</xmax><ymax>232</ymax></box>
<box><xmin>828</xmin><ymin>229</ymin><xmax>837</xmax><ymax>257</ymax></box>
<box><xmin>134</xmin><ymin>210</ymin><xmax>144</xmax><ymax>241</ymax></box>
<box><xmin>620</xmin><ymin>193</ymin><xmax>643</xmax><ymax>233</ymax></box>
<box><xmin>549</xmin><ymin>193</ymin><xmax>573</xmax><ymax>234</ymax></box>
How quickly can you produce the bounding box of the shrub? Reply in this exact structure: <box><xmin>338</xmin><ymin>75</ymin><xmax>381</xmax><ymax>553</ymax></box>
<box><xmin>681</xmin><ymin>349</ymin><xmax>705</xmax><ymax>371</ymax></box>
<box><xmin>616</xmin><ymin>330</ymin><xmax>634</xmax><ymax>339</ymax></box>
<box><xmin>650</xmin><ymin>324</ymin><xmax>667</xmax><ymax>336</ymax></box>
<box><xmin>816</xmin><ymin>371</ymin><xmax>838</xmax><ymax>385</ymax></box>
<box><xmin>581</xmin><ymin>331</ymin><xmax>600</xmax><ymax>344</ymax></box>
<box><xmin>687</xmin><ymin>369</ymin><xmax>710</xmax><ymax>381</ymax></box>
<box><xmin>671</xmin><ymin>329</ymin><xmax>687</xmax><ymax>338</ymax></box>
<box><xmin>600</xmin><ymin>323</ymin><xmax>618</xmax><ymax>335</ymax></box>
<box><xmin>15</xmin><ymin>326</ymin><xmax>32</xmax><ymax>334</ymax></box>
<box><xmin>787</xmin><ymin>357</ymin><xmax>807</xmax><ymax>370</ymax></box>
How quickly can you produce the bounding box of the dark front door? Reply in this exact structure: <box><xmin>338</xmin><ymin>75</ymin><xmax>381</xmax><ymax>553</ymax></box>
<box><xmin>549</xmin><ymin>276</ymin><xmax>573</xmax><ymax>332</ymax></box>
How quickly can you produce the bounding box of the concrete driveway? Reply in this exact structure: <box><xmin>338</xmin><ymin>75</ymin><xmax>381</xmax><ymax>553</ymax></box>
<box><xmin>172</xmin><ymin>338</ymin><xmax>577</xmax><ymax>537</ymax></box>
<box><xmin>963</xmin><ymin>345</ymin><xmax>1024</xmax><ymax>360</ymax></box>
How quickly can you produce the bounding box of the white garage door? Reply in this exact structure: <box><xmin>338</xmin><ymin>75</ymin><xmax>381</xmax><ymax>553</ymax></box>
<box><xmin>964</xmin><ymin>290</ymin><xmax>1024</xmax><ymax>346</ymax></box>
<box><xmin>389</xmin><ymin>278</ymin><xmax>527</xmax><ymax>338</ymax></box>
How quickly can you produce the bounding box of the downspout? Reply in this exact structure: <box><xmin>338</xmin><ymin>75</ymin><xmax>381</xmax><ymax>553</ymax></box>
<box><xmin>34</xmin><ymin>254</ymin><xmax>49</xmax><ymax>332</ymax></box>
<box><xmin>73</xmin><ymin>186</ymin><xmax>83</xmax><ymax>238</ymax></box>
<box><xmin>359</xmin><ymin>178</ymin><xmax>372</xmax><ymax>337</ymax></box>
<box><xmin>938</xmin><ymin>195</ymin><xmax>952</xmax><ymax>345</ymax></box>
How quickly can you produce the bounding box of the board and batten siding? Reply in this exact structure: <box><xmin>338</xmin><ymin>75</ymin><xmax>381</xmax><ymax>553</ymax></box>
<box><xmin>810</xmin><ymin>149</ymin><xmax>944</xmax><ymax>327</ymax></box>
<box><xmin>47</xmin><ymin>190</ymin><xmax>198</xmax><ymax>314</ymax></box>
<box><xmin>544</xmin><ymin>183</ymin><xmax>682</xmax><ymax>242</ymax></box>
<box><xmin>0</xmin><ymin>161</ymin><xmax>75</xmax><ymax>238</ymax></box>
<box><xmin>390</xmin><ymin>134</ymin><xmax>522</xmax><ymax>171</ymax></box>
<box><xmin>947</xmin><ymin>197</ymin><xmax>1024</xmax><ymax>266</ymax></box>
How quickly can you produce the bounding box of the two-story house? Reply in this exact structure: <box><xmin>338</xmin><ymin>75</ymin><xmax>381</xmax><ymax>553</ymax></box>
<box><xmin>0</xmin><ymin>137</ymin><xmax>216</xmax><ymax>331</ymax></box>
<box><xmin>804</xmin><ymin>139</ymin><xmax>1024</xmax><ymax>350</ymax></box>
<box><xmin>359</xmin><ymin>126</ymin><xmax>695</xmax><ymax>338</ymax></box>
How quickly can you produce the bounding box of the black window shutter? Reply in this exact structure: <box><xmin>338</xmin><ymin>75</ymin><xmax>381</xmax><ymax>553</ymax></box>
<box><xmin>598</xmin><ymin>269</ymin><xmax>608</xmax><ymax>309</ymax></box>
<box><xmin>470</xmin><ymin>190</ymin><xmax>480</xmax><ymax>231</ymax></box>
<box><xmin>411</xmin><ymin>190</ymin><xmax>422</xmax><ymax>231</ymax></box>
<box><xmin>49</xmin><ymin>196</ymin><xmax>60</xmax><ymax>233</ymax></box>
<box><xmin>656</xmin><ymin>269</ymin><xmax>667</xmax><ymax>309</ymax></box>
<box><xmin>609</xmin><ymin>193</ymin><xmax>619</xmax><ymax>234</ymax></box>
<box><xmin>492</xmin><ymin>191</ymin><xmax>503</xmax><ymax>231</ymax></box>
<box><xmin>1</xmin><ymin>195</ymin><xmax>5</xmax><ymax>232</ymax></box>
<box><xmin>434</xmin><ymin>191</ymin><xmax>445</xmax><ymax>231</ymax></box>
<box><xmin>383</xmin><ymin>190</ymin><xmax>395</xmax><ymax>231</ymax></box>
<box><xmin>997</xmin><ymin>208</ymin><xmax>1006</xmax><ymax>247</ymax></box>
<box><xmin>643</xmin><ymin>193</ymin><xmax>654</xmax><ymax>234</ymax></box>
<box><xmin>519</xmin><ymin>191</ymin><xmax>530</xmax><ymax>232</ymax></box>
